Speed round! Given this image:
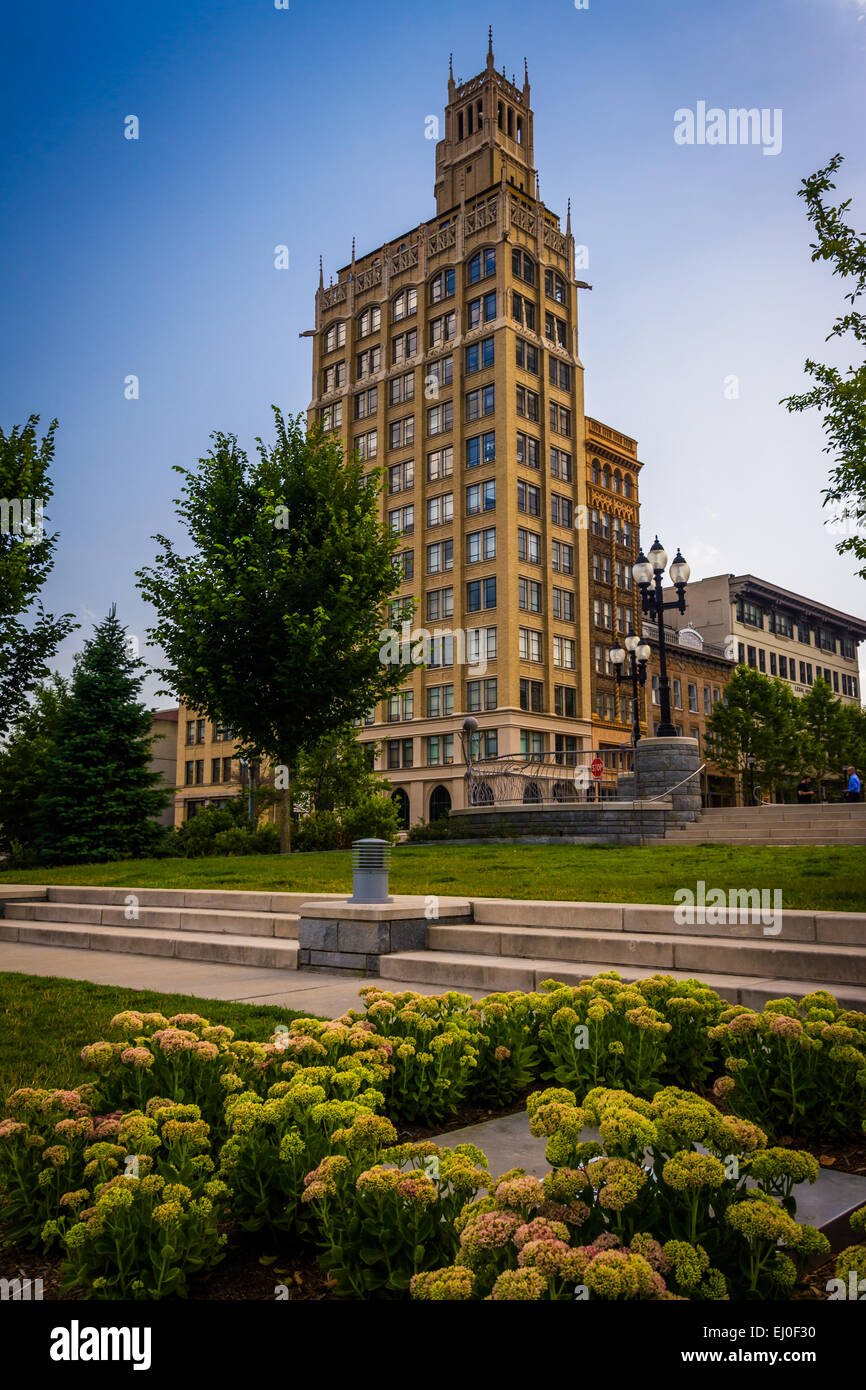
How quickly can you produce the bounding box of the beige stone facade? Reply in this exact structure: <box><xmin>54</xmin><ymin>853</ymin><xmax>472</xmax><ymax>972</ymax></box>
<box><xmin>667</xmin><ymin>574</ymin><xmax>865</xmax><ymax>707</ymax></box>
<box><xmin>308</xmin><ymin>40</ymin><xmax>647</xmax><ymax>827</ymax></box>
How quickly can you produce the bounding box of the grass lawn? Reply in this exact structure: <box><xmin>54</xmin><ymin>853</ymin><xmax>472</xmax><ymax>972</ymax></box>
<box><xmin>0</xmin><ymin>842</ymin><xmax>863</xmax><ymax>911</ymax></box>
<box><xmin>0</xmin><ymin>973</ymin><xmax>323</xmax><ymax>1100</ymax></box>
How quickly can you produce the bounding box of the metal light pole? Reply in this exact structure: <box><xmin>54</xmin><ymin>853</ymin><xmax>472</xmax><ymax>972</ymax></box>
<box><xmin>632</xmin><ymin>538</ymin><xmax>690</xmax><ymax>738</ymax></box>
<box><xmin>610</xmin><ymin>631</ymin><xmax>651</xmax><ymax>745</ymax></box>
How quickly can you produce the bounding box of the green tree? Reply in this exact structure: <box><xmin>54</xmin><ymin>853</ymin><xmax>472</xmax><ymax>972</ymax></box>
<box><xmin>0</xmin><ymin>673</ymin><xmax>69</xmax><ymax>855</ymax></box>
<box><xmin>782</xmin><ymin>154</ymin><xmax>866</xmax><ymax>577</ymax></box>
<box><xmin>0</xmin><ymin>417</ymin><xmax>77</xmax><ymax>737</ymax></box>
<box><xmin>35</xmin><ymin>608</ymin><xmax>171</xmax><ymax>864</ymax></box>
<box><xmin>798</xmin><ymin>676</ymin><xmax>844</xmax><ymax>797</ymax></box>
<box><xmin>136</xmin><ymin>410</ymin><xmax>408</xmax><ymax>850</ymax></box>
<box><xmin>291</xmin><ymin>727</ymin><xmax>388</xmax><ymax>814</ymax></box>
<box><xmin>706</xmin><ymin>666</ymin><xmax>801</xmax><ymax>801</ymax></box>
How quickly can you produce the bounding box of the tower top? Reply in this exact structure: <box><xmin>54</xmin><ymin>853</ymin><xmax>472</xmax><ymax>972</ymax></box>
<box><xmin>434</xmin><ymin>36</ymin><xmax>536</xmax><ymax>215</ymax></box>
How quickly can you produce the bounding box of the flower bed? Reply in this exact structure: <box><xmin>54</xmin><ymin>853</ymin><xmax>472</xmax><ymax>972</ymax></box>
<box><xmin>1</xmin><ymin>977</ymin><xmax>864</xmax><ymax>1301</ymax></box>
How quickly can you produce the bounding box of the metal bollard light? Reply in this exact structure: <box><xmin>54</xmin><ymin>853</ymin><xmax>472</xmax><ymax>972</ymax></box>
<box><xmin>349</xmin><ymin>838</ymin><xmax>393</xmax><ymax>904</ymax></box>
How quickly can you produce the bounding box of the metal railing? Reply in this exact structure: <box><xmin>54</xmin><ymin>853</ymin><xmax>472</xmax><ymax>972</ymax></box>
<box><xmin>465</xmin><ymin>748</ymin><xmax>633</xmax><ymax>807</ymax></box>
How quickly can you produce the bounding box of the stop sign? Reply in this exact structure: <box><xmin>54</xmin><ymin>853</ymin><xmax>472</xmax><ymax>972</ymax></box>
<box><xmin>590</xmin><ymin>757</ymin><xmax>604</xmax><ymax>779</ymax></box>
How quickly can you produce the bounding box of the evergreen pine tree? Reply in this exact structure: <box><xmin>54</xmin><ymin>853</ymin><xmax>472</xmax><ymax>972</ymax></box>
<box><xmin>35</xmin><ymin>607</ymin><xmax>171</xmax><ymax>863</ymax></box>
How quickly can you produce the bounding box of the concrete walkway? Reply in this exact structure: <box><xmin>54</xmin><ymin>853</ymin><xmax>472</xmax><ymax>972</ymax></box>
<box><xmin>0</xmin><ymin>941</ymin><xmax>481</xmax><ymax>1017</ymax></box>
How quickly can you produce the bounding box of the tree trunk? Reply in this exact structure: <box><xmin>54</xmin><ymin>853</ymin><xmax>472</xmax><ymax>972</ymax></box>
<box><xmin>279</xmin><ymin>765</ymin><xmax>292</xmax><ymax>854</ymax></box>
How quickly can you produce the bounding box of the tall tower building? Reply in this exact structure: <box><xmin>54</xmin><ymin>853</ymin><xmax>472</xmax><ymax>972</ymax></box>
<box><xmin>309</xmin><ymin>35</ymin><xmax>643</xmax><ymax>827</ymax></box>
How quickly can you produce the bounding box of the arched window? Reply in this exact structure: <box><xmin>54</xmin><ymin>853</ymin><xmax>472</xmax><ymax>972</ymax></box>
<box><xmin>429</xmin><ymin>785</ymin><xmax>452</xmax><ymax>822</ymax></box>
<box><xmin>497</xmin><ymin>101</ymin><xmax>504</xmax><ymax>130</ymax></box>
<box><xmin>602</xmin><ymin>465</ymin><xmax>612</xmax><ymax>490</ymax></box>
<box><xmin>516</xmin><ymin>116</ymin><xmax>523</xmax><ymax>145</ymax></box>
<box><xmin>591</xmin><ymin>458</ymin><xmax>600</xmax><ymax>485</ymax></box>
<box><xmin>613</xmin><ymin>470</ymin><xmax>622</xmax><ymax>494</ymax></box>
<box><xmin>623</xmin><ymin>474</ymin><xmax>633</xmax><ymax>499</ymax></box>
<box><xmin>391</xmin><ymin>788</ymin><xmax>410</xmax><ymax>830</ymax></box>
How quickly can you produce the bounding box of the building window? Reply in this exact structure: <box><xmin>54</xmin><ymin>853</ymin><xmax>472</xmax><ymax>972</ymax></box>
<box><xmin>387</xmin><ymin>692</ymin><xmax>414</xmax><ymax>722</ymax></box>
<box><xmin>673</xmin><ymin>679</ymin><xmax>683</xmax><ymax>710</ymax></box>
<box><xmin>466</xmin><ymin>385</ymin><xmax>495</xmax><ymax>421</ymax></box>
<box><xmin>465</xmin><ymin>337</ymin><xmax>495</xmax><ymax>374</ymax></box>
<box><xmin>466</xmin><ymin>576</ymin><xmax>496</xmax><ymax>612</ymax></box>
<box><xmin>356</xmin><ymin>429</ymin><xmax>378</xmax><ymax>460</ymax></box>
<box><xmin>426</xmin><ymin>733</ymin><xmax>454</xmax><ymax>766</ymax></box>
<box><xmin>549</xmin><ymin>402</ymin><xmax>572</xmax><ymax>435</ymax></box>
<box><xmin>429</xmin><ymin>313</ymin><xmax>456</xmax><ymax>348</ymax></box>
<box><xmin>388</xmin><ymin>460</ymin><xmax>414</xmax><ymax>493</ymax></box>
<box><xmin>511</xmin><ymin>292</ymin><xmax>536</xmax><ymax>331</ymax></box>
<box><xmin>466</xmin><ymin>431</ymin><xmax>496</xmax><ymax>468</ymax></box>
<box><xmin>515</xmin><ymin>338</ymin><xmax>539</xmax><ymax>372</ymax></box>
<box><xmin>426</xmin><ymin>492</ymin><xmax>454</xmax><ymax>527</ymax></box>
<box><xmin>519</xmin><ymin>627</ymin><xmax>543</xmax><ymax>662</ymax></box>
<box><xmin>321</xmin><ymin>401</ymin><xmax>343</xmax><ymax>430</ymax></box>
<box><xmin>323</xmin><ymin>360</ymin><xmax>346</xmax><ymax>393</ymax></box>
<box><xmin>555</xmin><ymin>685</ymin><xmax>577</xmax><ymax>718</ymax></box>
<box><xmin>553</xmin><ymin>635</ymin><xmax>576</xmax><ymax>669</ymax></box>
<box><xmin>516</xmin><ymin>432</ymin><xmax>540</xmax><ymax>469</ymax></box>
<box><xmin>184</xmin><ymin>760</ymin><xmax>194</xmax><ymax>786</ymax></box>
<box><xmin>552</xmin><ymin>540</ymin><xmax>574</xmax><ymax>574</ymax></box>
<box><xmin>549</xmin><ymin>356</ymin><xmax>571</xmax><ymax>390</ymax></box>
<box><xmin>429</xmin><ymin>268</ymin><xmax>455</xmax><ymax>303</ymax></box>
<box><xmin>357</xmin><ymin>306</ymin><xmax>381</xmax><ymax>339</ymax></box>
<box><xmin>516</xmin><ymin>385</ymin><xmax>539</xmax><ymax>421</ymax></box>
<box><xmin>466</xmin><ymin>527</ymin><xmax>496</xmax><ymax>563</ymax></box>
<box><xmin>551</xmin><ymin>494</ymin><xmax>573</xmax><ymax>527</ymax></box>
<box><xmin>519</xmin><ymin>678</ymin><xmax>544</xmax><ymax>712</ymax></box>
<box><xmin>426</xmin><ymin>683</ymin><xmax>454</xmax><ymax>718</ymax></box>
<box><xmin>467</xmin><ymin>291</ymin><xmax>497</xmax><ymax>327</ymax></box>
<box><xmin>195</xmin><ymin>759</ymin><xmax>204</xmax><ymax>785</ymax></box>
<box><xmin>688</xmin><ymin>682</ymin><xmax>698</xmax><ymax>713</ymax></box>
<box><xmin>426</xmin><ymin>587</ymin><xmax>454</xmax><ymax>622</ymax></box>
<box><xmin>520</xmin><ymin>729</ymin><xmax>545</xmax><ymax>758</ymax></box>
<box><xmin>427</xmin><ymin>445</ymin><xmax>453</xmax><ymax>481</ymax></box>
<box><xmin>552</xmin><ymin>587</ymin><xmax>574</xmax><ymax>621</ymax></box>
<box><xmin>354</xmin><ymin>387</ymin><xmax>377</xmax><ymax>421</ymax></box>
<box><xmin>389</xmin><ymin>370</ymin><xmax>414</xmax><ymax>404</ymax></box>
<box><xmin>511</xmin><ymin>248</ymin><xmax>536</xmax><ymax>284</ymax></box>
<box><xmin>550</xmin><ymin>447</ymin><xmax>572</xmax><ymax>481</ymax></box>
<box><xmin>427</xmin><ymin>401</ymin><xmax>454</xmax><ymax>435</ymax></box>
<box><xmin>324</xmin><ymin>320</ymin><xmax>346</xmax><ymax>353</ymax></box>
<box><xmin>518</xmin><ymin>577</ymin><xmax>543</xmax><ymax>613</ymax></box>
<box><xmin>544</xmin><ymin>268</ymin><xmax>567</xmax><ymax>304</ymax></box>
<box><xmin>392</xmin><ymin>286</ymin><xmax>418</xmax><ymax>321</ymax></box>
<box><xmin>467</xmin><ymin>248</ymin><xmax>496</xmax><ymax>283</ymax></box>
<box><xmin>466</xmin><ymin>479</ymin><xmax>496</xmax><ymax>514</ymax></box>
<box><xmin>426</xmin><ymin>538</ymin><xmax>454</xmax><ymax>574</ymax></box>
<box><xmin>517</xmin><ymin>527</ymin><xmax>541</xmax><ymax>564</ymax></box>
<box><xmin>517</xmin><ymin>480</ymin><xmax>541</xmax><ymax>516</ymax></box>
<box><xmin>356</xmin><ymin>347</ymin><xmax>381</xmax><ymax>380</ymax></box>
<box><xmin>397</xmin><ymin>549</ymin><xmax>414</xmax><ymax>580</ymax></box>
<box><xmin>467</xmin><ymin>677</ymin><xmax>497</xmax><ymax>712</ymax></box>
<box><xmin>388</xmin><ymin>504</ymin><xmax>414</xmax><ymax>535</ymax></box>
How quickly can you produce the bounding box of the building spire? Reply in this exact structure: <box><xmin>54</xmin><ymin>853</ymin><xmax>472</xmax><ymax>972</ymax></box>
<box><xmin>566</xmin><ymin>198</ymin><xmax>572</xmax><ymax>236</ymax></box>
<box><xmin>318</xmin><ymin>256</ymin><xmax>323</xmax><ymax>290</ymax></box>
<box><xmin>486</xmin><ymin>25</ymin><xmax>495</xmax><ymax>69</ymax></box>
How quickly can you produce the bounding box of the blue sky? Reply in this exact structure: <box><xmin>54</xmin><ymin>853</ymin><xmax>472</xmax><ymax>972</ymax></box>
<box><xmin>1</xmin><ymin>0</ymin><xmax>865</xmax><ymax>701</ymax></box>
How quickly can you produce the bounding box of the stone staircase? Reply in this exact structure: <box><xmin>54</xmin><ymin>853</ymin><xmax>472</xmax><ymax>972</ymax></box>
<box><xmin>664</xmin><ymin>803</ymin><xmax>866</xmax><ymax>845</ymax></box>
<box><xmin>2</xmin><ymin>885</ymin><xmax>865</xmax><ymax>1013</ymax></box>
<box><xmin>378</xmin><ymin>897</ymin><xmax>866</xmax><ymax>1011</ymax></box>
<box><xmin>0</xmin><ymin>886</ymin><xmax>347</xmax><ymax>970</ymax></box>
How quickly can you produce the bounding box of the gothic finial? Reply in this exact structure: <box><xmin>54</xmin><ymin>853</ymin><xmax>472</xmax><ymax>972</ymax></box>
<box><xmin>318</xmin><ymin>255</ymin><xmax>323</xmax><ymax>289</ymax></box>
<box><xmin>535</xmin><ymin>171</ymin><xmax>540</xmax><ymax>201</ymax></box>
<box><xmin>524</xmin><ymin>57</ymin><xmax>529</xmax><ymax>84</ymax></box>
<box><xmin>351</xmin><ymin>237</ymin><xmax>356</xmax><ymax>262</ymax></box>
<box><xmin>566</xmin><ymin>198</ymin><xmax>572</xmax><ymax>236</ymax></box>
<box><xmin>488</xmin><ymin>25</ymin><xmax>493</xmax><ymax>56</ymax></box>
<box><xmin>449</xmin><ymin>51</ymin><xmax>453</xmax><ymax>79</ymax></box>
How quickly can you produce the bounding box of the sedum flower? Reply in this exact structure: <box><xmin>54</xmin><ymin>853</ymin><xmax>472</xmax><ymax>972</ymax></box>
<box><xmin>490</xmin><ymin>1268</ymin><xmax>548</xmax><ymax>1301</ymax></box>
<box><xmin>662</xmin><ymin>1152</ymin><xmax>726</xmax><ymax>1193</ymax></box>
<box><xmin>411</xmin><ymin>1267</ymin><xmax>475</xmax><ymax>1300</ymax></box>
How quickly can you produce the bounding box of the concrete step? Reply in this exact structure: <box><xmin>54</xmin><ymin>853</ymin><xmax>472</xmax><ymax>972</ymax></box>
<box><xmin>4</xmin><ymin>899</ymin><xmax>299</xmax><ymax>938</ymax></box>
<box><xmin>469</xmin><ymin>899</ymin><xmax>865</xmax><ymax>945</ymax></box>
<box><xmin>665</xmin><ymin>830</ymin><xmax>866</xmax><ymax>844</ymax></box>
<box><xmin>426</xmin><ymin>923</ymin><xmax>866</xmax><ymax>984</ymax></box>
<box><xmin>378</xmin><ymin>950</ymin><xmax>866</xmax><ymax>1011</ymax></box>
<box><xmin>33</xmin><ymin>886</ymin><xmax>345</xmax><ymax>913</ymax></box>
<box><xmin>0</xmin><ymin>918</ymin><xmax>299</xmax><ymax>969</ymax></box>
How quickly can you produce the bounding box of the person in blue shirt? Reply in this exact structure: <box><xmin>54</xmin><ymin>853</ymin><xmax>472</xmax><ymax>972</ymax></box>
<box><xmin>845</xmin><ymin>766</ymin><xmax>862</xmax><ymax>802</ymax></box>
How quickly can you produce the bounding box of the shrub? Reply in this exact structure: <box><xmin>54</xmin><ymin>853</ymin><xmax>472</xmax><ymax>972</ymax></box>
<box><xmin>45</xmin><ymin>1172</ymin><xmax>230</xmax><ymax>1299</ymax></box>
<box><xmin>292</xmin><ymin>809</ymin><xmax>343</xmax><ymax>853</ymax></box>
<box><xmin>304</xmin><ymin>1141</ymin><xmax>489</xmax><ymax>1297</ymax></box>
<box><xmin>532</xmin><ymin>975</ymin><xmax>672</xmax><ymax>1097</ymax></box>
<box><xmin>339</xmin><ymin>793</ymin><xmax>400</xmax><ymax>845</ymax></box>
<box><xmin>709</xmin><ymin>993</ymin><xmax>866</xmax><ymax>1139</ymax></box>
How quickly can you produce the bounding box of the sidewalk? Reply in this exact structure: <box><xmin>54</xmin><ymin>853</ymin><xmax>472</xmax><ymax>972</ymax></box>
<box><xmin>0</xmin><ymin>941</ymin><xmax>482</xmax><ymax>1017</ymax></box>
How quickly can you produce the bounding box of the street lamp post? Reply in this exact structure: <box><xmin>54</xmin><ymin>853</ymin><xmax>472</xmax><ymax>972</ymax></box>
<box><xmin>632</xmin><ymin>537</ymin><xmax>690</xmax><ymax>738</ymax></box>
<box><xmin>610</xmin><ymin>631</ymin><xmax>652</xmax><ymax>745</ymax></box>
<box><xmin>746</xmin><ymin>752</ymin><xmax>756</xmax><ymax>806</ymax></box>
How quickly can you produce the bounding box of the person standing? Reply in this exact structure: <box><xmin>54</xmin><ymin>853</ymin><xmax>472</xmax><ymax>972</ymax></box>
<box><xmin>796</xmin><ymin>775</ymin><xmax>814</xmax><ymax>804</ymax></box>
<box><xmin>845</xmin><ymin>766</ymin><xmax>862</xmax><ymax>803</ymax></box>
